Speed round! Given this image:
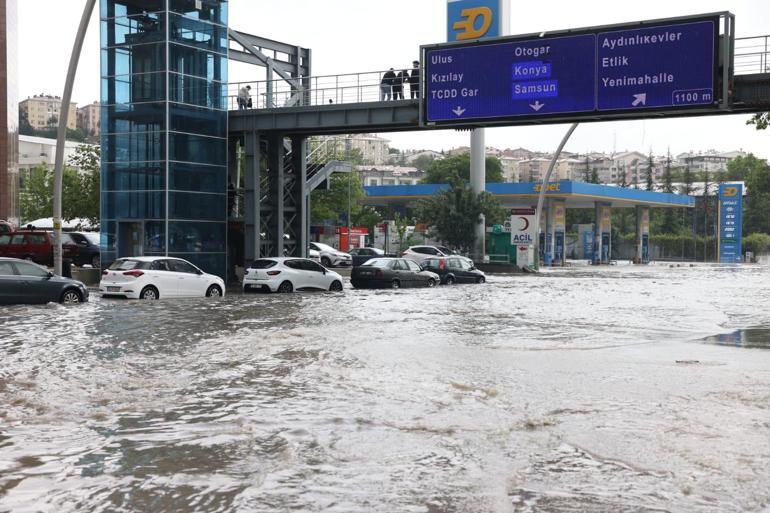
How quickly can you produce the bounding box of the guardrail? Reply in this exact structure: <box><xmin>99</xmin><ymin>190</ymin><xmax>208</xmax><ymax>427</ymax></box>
<box><xmin>735</xmin><ymin>35</ymin><xmax>770</xmax><ymax>75</ymax></box>
<box><xmin>228</xmin><ymin>68</ymin><xmax>420</xmax><ymax>111</ymax></box>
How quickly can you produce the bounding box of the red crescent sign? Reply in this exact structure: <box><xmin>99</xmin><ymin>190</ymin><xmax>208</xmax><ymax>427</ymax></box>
<box><xmin>519</xmin><ymin>217</ymin><xmax>530</xmax><ymax>231</ymax></box>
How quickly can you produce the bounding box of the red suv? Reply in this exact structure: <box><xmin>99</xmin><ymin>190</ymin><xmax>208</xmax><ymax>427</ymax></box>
<box><xmin>0</xmin><ymin>230</ymin><xmax>78</xmax><ymax>266</ymax></box>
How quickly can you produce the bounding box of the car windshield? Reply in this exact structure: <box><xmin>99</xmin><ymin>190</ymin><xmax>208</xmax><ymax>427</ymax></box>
<box><xmin>437</xmin><ymin>246</ymin><xmax>453</xmax><ymax>254</ymax></box>
<box><xmin>83</xmin><ymin>233</ymin><xmax>100</xmax><ymax>245</ymax></box>
<box><xmin>362</xmin><ymin>258</ymin><xmax>392</xmax><ymax>268</ymax></box>
<box><xmin>313</xmin><ymin>243</ymin><xmax>335</xmax><ymax>252</ymax></box>
<box><xmin>251</xmin><ymin>259</ymin><xmax>277</xmax><ymax>269</ymax></box>
<box><xmin>109</xmin><ymin>259</ymin><xmax>150</xmax><ymax>271</ymax></box>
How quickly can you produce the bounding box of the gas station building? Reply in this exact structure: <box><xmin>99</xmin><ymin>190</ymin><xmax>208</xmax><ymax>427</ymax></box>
<box><xmin>362</xmin><ymin>181</ymin><xmax>695</xmax><ymax>265</ymax></box>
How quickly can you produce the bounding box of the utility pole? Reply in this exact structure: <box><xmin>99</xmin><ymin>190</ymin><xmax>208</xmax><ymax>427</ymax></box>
<box><xmin>53</xmin><ymin>0</ymin><xmax>96</xmax><ymax>275</ymax></box>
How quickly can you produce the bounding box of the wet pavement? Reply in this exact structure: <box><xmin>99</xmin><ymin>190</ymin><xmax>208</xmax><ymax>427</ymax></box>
<box><xmin>1</xmin><ymin>263</ymin><xmax>770</xmax><ymax>513</ymax></box>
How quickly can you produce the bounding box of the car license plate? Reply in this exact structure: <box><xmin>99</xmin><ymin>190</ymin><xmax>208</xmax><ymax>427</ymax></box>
<box><xmin>359</xmin><ymin>271</ymin><xmax>371</xmax><ymax>275</ymax></box>
<box><xmin>107</xmin><ymin>286</ymin><xmax>121</xmax><ymax>292</ymax></box>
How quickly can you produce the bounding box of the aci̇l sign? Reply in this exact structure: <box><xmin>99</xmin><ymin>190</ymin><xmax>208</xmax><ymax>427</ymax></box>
<box><xmin>447</xmin><ymin>0</ymin><xmax>509</xmax><ymax>42</ymax></box>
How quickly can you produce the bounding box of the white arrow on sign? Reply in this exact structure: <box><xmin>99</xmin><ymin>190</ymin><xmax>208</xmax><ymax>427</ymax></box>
<box><xmin>632</xmin><ymin>93</ymin><xmax>647</xmax><ymax>107</ymax></box>
<box><xmin>529</xmin><ymin>101</ymin><xmax>545</xmax><ymax>112</ymax></box>
<box><xmin>452</xmin><ymin>106</ymin><xmax>466</xmax><ymax>117</ymax></box>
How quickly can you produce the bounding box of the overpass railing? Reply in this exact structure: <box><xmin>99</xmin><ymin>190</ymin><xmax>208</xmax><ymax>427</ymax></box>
<box><xmin>227</xmin><ymin>35</ymin><xmax>770</xmax><ymax>112</ymax></box>
<box><xmin>735</xmin><ymin>35</ymin><xmax>770</xmax><ymax>75</ymax></box>
<box><xmin>228</xmin><ymin>68</ymin><xmax>419</xmax><ymax>110</ymax></box>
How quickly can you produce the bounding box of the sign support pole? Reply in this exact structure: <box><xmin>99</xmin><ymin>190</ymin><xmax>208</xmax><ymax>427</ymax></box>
<box><xmin>533</xmin><ymin>122</ymin><xmax>579</xmax><ymax>270</ymax></box>
<box><xmin>471</xmin><ymin>128</ymin><xmax>485</xmax><ymax>261</ymax></box>
<box><xmin>53</xmin><ymin>0</ymin><xmax>96</xmax><ymax>276</ymax></box>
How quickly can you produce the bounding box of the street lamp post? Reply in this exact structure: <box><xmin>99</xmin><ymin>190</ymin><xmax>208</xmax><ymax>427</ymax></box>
<box><xmin>53</xmin><ymin>0</ymin><xmax>97</xmax><ymax>275</ymax></box>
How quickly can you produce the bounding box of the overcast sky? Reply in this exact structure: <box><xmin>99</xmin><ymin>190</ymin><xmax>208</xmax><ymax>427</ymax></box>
<box><xmin>18</xmin><ymin>0</ymin><xmax>770</xmax><ymax>158</ymax></box>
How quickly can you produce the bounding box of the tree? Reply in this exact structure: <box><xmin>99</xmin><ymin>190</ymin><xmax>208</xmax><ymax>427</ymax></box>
<box><xmin>590</xmin><ymin>167</ymin><xmax>599</xmax><ymax>184</ymax></box>
<box><xmin>67</xmin><ymin>145</ymin><xmax>101</xmax><ymax>226</ymax></box>
<box><xmin>681</xmin><ymin>162</ymin><xmax>694</xmax><ymax>195</ymax></box>
<box><xmin>421</xmin><ymin>154</ymin><xmax>504</xmax><ymax>185</ymax></box>
<box><xmin>662</xmin><ymin>151</ymin><xmax>674</xmax><ymax>193</ymax></box>
<box><xmin>411</xmin><ymin>154</ymin><xmax>435</xmax><ymax>171</ymax></box>
<box><xmin>582</xmin><ymin>156</ymin><xmax>592</xmax><ymax>182</ymax></box>
<box><xmin>740</xmin><ymin>154</ymin><xmax>770</xmax><ymax>234</ymax></box>
<box><xmin>311</xmin><ymin>171</ymin><xmax>368</xmax><ymax>225</ymax></box>
<box><xmin>417</xmin><ymin>185</ymin><xmax>505</xmax><ymax>254</ymax></box>
<box><xmin>747</xmin><ymin>113</ymin><xmax>769</xmax><ymax>130</ymax></box>
<box><xmin>645</xmin><ymin>152</ymin><xmax>655</xmax><ymax>191</ymax></box>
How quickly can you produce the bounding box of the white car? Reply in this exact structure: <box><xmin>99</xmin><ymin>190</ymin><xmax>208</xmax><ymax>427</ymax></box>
<box><xmin>309</xmin><ymin>247</ymin><xmax>321</xmax><ymax>262</ymax></box>
<box><xmin>243</xmin><ymin>257</ymin><xmax>344</xmax><ymax>293</ymax></box>
<box><xmin>100</xmin><ymin>257</ymin><xmax>225</xmax><ymax>300</ymax></box>
<box><xmin>309</xmin><ymin>242</ymin><xmax>352</xmax><ymax>267</ymax></box>
<box><xmin>402</xmin><ymin>245</ymin><xmax>456</xmax><ymax>263</ymax></box>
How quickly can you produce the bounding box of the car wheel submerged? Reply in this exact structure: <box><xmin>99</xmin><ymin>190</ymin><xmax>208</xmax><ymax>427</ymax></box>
<box><xmin>206</xmin><ymin>285</ymin><xmax>223</xmax><ymax>298</ymax></box>
<box><xmin>91</xmin><ymin>254</ymin><xmax>100</xmax><ymax>268</ymax></box>
<box><xmin>60</xmin><ymin>289</ymin><xmax>82</xmax><ymax>304</ymax></box>
<box><xmin>278</xmin><ymin>281</ymin><xmax>294</xmax><ymax>293</ymax></box>
<box><xmin>321</xmin><ymin>256</ymin><xmax>332</xmax><ymax>267</ymax></box>
<box><xmin>140</xmin><ymin>286</ymin><xmax>159</xmax><ymax>300</ymax></box>
<box><xmin>391</xmin><ymin>279</ymin><xmax>400</xmax><ymax>289</ymax></box>
<box><xmin>445</xmin><ymin>276</ymin><xmax>455</xmax><ymax>285</ymax></box>
<box><xmin>476</xmin><ymin>276</ymin><xmax>486</xmax><ymax>284</ymax></box>
<box><xmin>329</xmin><ymin>280</ymin><xmax>343</xmax><ymax>292</ymax></box>
<box><xmin>427</xmin><ymin>278</ymin><xmax>436</xmax><ymax>288</ymax></box>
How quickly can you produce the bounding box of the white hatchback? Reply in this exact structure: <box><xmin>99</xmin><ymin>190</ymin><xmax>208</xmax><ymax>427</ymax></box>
<box><xmin>243</xmin><ymin>257</ymin><xmax>344</xmax><ymax>293</ymax></box>
<box><xmin>100</xmin><ymin>257</ymin><xmax>226</xmax><ymax>300</ymax></box>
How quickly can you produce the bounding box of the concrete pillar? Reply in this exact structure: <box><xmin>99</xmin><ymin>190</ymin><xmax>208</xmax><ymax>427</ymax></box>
<box><xmin>244</xmin><ymin>131</ymin><xmax>261</xmax><ymax>263</ymax></box>
<box><xmin>268</xmin><ymin>134</ymin><xmax>285</xmax><ymax>257</ymax></box>
<box><xmin>291</xmin><ymin>136</ymin><xmax>308</xmax><ymax>258</ymax></box>
<box><xmin>471</xmin><ymin>128</ymin><xmax>486</xmax><ymax>260</ymax></box>
<box><xmin>636</xmin><ymin>206</ymin><xmax>650</xmax><ymax>264</ymax></box>
<box><xmin>543</xmin><ymin>200</ymin><xmax>553</xmax><ymax>266</ymax></box>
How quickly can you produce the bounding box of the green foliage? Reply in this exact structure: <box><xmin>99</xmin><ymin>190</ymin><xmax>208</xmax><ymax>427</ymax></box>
<box><xmin>417</xmin><ymin>185</ymin><xmax>505</xmax><ymax>253</ymax></box>
<box><xmin>747</xmin><ymin>112</ymin><xmax>769</xmax><ymax>130</ymax></box>
<box><xmin>421</xmin><ymin>154</ymin><xmax>504</xmax><ymax>185</ymax></box>
<box><xmin>590</xmin><ymin>168</ymin><xmax>599</xmax><ymax>184</ymax></box>
<box><xmin>410</xmin><ymin>154</ymin><xmax>435</xmax><ymax>171</ymax></box>
<box><xmin>646</xmin><ymin>152</ymin><xmax>654</xmax><ymax>191</ymax></box>
<box><xmin>743</xmin><ymin>233</ymin><xmax>770</xmax><ymax>256</ymax></box>
<box><xmin>311</xmin><ymin>171</ymin><xmax>369</xmax><ymax>225</ymax></box>
<box><xmin>394</xmin><ymin>212</ymin><xmax>417</xmax><ymax>252</ymax></box>
<box><xmin>20</xmin><ymin>144</ymin><xmax>100</xmax><ymax>225</ymax></box>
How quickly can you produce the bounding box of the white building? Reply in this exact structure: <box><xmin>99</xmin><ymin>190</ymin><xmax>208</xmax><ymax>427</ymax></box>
<box><xmin>19</xmin><ymin>135</ymin><xmax>86</xmax><ymax>173</ymax></box>
<box><xmin>319</xmin><ymin>134</ymin><xmax>391</xmax><ymax>165</ymax></box>
<box><xmin>676</xmin><ymin>150</ymin><xmax>747</xmax><ymax>174</ymax></box>
<box><xmin>357</xmin><ymin>165</ymin><xmax>424</xmax><ymax>186</ymax></box>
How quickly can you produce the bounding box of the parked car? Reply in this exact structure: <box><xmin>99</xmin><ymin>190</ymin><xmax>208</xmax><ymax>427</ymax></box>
<box><xmin>0</xmin><ymin>257</ymin><xmax>88</xmax><ymax>305</ymax></box>
<box><xmin>66</xmin><ymin>232</ymin><xmax>101</xmax><ymax>268</ymax></box>
<box><xmin>349</xmin><ymin>247</ymin><xmax>385</xmax><ymax>267</ymax></box>
<box><xmin>351</xmin><ymin>257</ymin><xmax>439</xmax><ymax>289</ymax></box>
<box><xmin>309</xmin><ymin>247</ymin><xmax>321</xmax><ymax>262</ymax></box>
<box><xmin>401</xmin><ymin>245</ymin><xmax>456</xmax><ymax>263</ymax></box>
<box><xmin>0</xmin><ymin>220</ymin><xmax>13</xmax><ymax>234</ymax></box>
<box><xmin>243</xmin><ymin>257</ymin><xmax>343</xmax><ymax>293</ymax></box>
<box><xmin>100</xmin><ymin>257</ymin><xmax>225</xmax><ymax>300</ymax></box>
<box><xmin>0</xmin><ymin>230</ymin><xmax>78</xmax><ymax>266</ymax></box>
<box><xmin>309</xmin><ymin>242</ymin><xmax>352</xmax><ymax>267</ymax></box>
<box><xmin>421</xmin><ymin>256</ymin><xmax>486</xmax><ymax>285</ymax></box>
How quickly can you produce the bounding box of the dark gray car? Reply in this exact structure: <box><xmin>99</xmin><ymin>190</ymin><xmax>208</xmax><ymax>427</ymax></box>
<box><xmin>0</xmin><ymin>257</ymin><xmax>89</xmax><ymax>305</ymax></box>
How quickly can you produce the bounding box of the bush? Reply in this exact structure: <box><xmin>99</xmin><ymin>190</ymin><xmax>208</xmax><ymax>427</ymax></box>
<box><xmin>743</xmin><ymin>233</ymin><xmax>770</xmax><ymax>256</ymax></box>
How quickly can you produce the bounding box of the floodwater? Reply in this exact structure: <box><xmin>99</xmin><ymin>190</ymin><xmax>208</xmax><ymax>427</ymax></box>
<box><xmin>1</xmin><ymin>264</ymin><xmax>770</xmax><ymax>513</ymax></box>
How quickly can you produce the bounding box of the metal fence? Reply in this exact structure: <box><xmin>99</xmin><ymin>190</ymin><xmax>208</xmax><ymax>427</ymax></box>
<box><xmin>228</xmin><ymin>68</ymin><xmax>419</xmax><ymax>111</ymax></box>
<box><xmin>735</xmin><ymin>35</ymin><xmax>770</xmax><ymax>75</ymax></box>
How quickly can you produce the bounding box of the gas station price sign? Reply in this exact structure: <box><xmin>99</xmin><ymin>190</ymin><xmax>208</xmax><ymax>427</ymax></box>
<box><xmin>422</xmin><ymin>14</ymin><xmax>720</xmax><ymax>126</ymax></box>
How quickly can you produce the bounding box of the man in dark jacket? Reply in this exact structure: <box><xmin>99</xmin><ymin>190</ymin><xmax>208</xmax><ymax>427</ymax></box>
<box><xmin>380</xmin><ymin>68</ymin><xmax>396</xmax><ymax>101</ymax></box>
<box><xmin>397</xmin><ymin>70</ymin><xmax>410</xmax><ymax>100</ymax></box>
<box><xmin>409</xmin><ymin>61</ymin><xmax>420</xmax><ymax>99</ymax></box>
<box><xmin>392</xmin><ymin>69</ymin><xmax>405</xmax><ymax>100</ymax></box>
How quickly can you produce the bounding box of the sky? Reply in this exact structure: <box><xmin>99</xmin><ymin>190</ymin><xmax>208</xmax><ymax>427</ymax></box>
<box><xmin>17</xmin><ymin>0</ymin><xmax>770</xmax><ymax>158</ymax></box>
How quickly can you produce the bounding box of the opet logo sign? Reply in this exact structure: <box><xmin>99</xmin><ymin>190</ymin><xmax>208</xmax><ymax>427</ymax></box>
<box><xmin>447</xmin><ymin>0</ymin><xmax>509</xmax><ymax>42</ymax></box>
<box><xmin>721</xmin><ymin>186</ymin><xmax>739</xmax><ymax>198</ymax></box>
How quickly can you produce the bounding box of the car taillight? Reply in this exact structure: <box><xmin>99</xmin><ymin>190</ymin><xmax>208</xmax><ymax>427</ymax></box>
<box><xmin>101</xmin><ymin>270</ymin><xmax>108</xmax><ymax>276</ymax></box>
<box><xmin>401</xmin><ymin>252</ymin><xmax>407</xmax><ymax>257</ymax></box>
<box><xmin>267</xmin><ymin>270</ymin><xmax>281</xmax><ymax>276</ymax></box>
<box><xmin>439</xmin><ymin>260</ymin><xmax>445</xmax><ymax>270</ymax></box>
<box><xmin>375</xmin><ymin>269</ymin><xmax>384</xmax><ymax>278</ymax></box>
<box><xmin>123</xmin><ymin>270</ymin><xmax>144</xmax><ymax>278</ymax></box>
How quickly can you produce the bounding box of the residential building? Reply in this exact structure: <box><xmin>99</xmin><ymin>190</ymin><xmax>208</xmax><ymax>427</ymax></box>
<box><xmin>676</xmin><ymin>150</ymin><xmax>747</xmax><ymax>174</ymax></box>
<box><xmin>404</xmin><ymin>149</ymin><xmax>443</xmax><ymax>165</ymax></box>
<box><xmin>357</xmin><ymin>165</ymin><xmax>423</xmax><ymax>186</ymax></box>
<box><xmin>0</xmin><ymin>0</ymin><xmax>18</xmax><ymax>225</ymax></box>
<box><xmin>77</xmin><ymin>101</ymin><xmax>100</xmax><ymax>137</ymax></box>
<box><xmin>320</xmin><ymin>133</ymin><xmax>390</xmax><ymax>165</ymax></box>
<box><xmin>100</xmin><ymin>0</ymin><xmax>229</xmax><ymax>276</ymax></box>
<box><xmin>20</xmin><ymin>94</ymin><xmax>77</xmax><ymax>130</ymax></box>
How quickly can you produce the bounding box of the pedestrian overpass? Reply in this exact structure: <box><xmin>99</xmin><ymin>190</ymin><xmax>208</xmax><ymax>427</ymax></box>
<box><xmin>226</xmin><ymin>28</ymin><xmax>770</xmax><ymax>265</ymax></box>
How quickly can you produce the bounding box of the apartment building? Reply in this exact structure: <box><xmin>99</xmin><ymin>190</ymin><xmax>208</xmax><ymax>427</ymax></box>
<box><xmin>20</xmin><ymin>94</ymin><xmax>77</xmax><ymax>130</ymax></box>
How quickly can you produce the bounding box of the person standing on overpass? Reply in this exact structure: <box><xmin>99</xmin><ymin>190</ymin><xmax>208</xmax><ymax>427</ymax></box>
<box><xmin>238</xmin><ymin>84</ymin><xmax>251</xmax><ymax>110</ymax></box>
<box><xmin>392</xmin><ymin>69</ymin><xmax>405</xmax><ymax>100</ymax></box>
<box><xmin>409</xmin><ymin>61</ymin><xmax>420</xmax><ymax>99</ymax></box>
<box><xmin>380</xmin><ymin>68</ymin><xmax>396</xmax><ymax>101</ymax></box>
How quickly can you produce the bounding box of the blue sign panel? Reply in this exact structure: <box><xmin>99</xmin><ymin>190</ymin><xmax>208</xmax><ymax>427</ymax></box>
<box><xmin>447</xmin><ymin>0</ymin><xmax>505</xmax><ymax>42</ymax></box>
<box><xmin>424</xmin><ymin>16</ymin><xmax>718</xmax><ymax>125</ymax></box>
<box><xmin>597</xmin><ymin>20</ymin><xmax>716</xmax><ymax>111</ymax></box>
<box><xmin>426</xmin><ymin>34</ymin><xmax>596</xmax><ymax>121</ymax></box>
<box><xmin>719</xmin><ymin>183</ymin><xmax>743</xmax><ymax>263</ymax></box>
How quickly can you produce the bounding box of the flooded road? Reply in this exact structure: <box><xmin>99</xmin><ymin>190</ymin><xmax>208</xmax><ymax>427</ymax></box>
<box><xmin>1</xmin><ymin>264</ymin><xmax>770</xmax><ymax>513</ymax></box>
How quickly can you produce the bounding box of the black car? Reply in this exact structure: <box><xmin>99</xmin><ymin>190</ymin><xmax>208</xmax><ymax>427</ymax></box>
<box><xmin>351</xmin><ymin>257</ymin><xmax>440</xmax><ymax>289</ymax></box>
<box><xmin>66</xmin><ymin>232</ymin><xmax>100</xmax><ymax>268</ymax></box>
<box><xmin>348</xmin><ymin>247</ymin><xmax>386</xmax><ymax>267</ymax></box>
<box><xmin>0</xmin><ymin>257</ymin><xmax>89</xmax><ymax>305</ymax></box>
<box><xmin>421</xmin><ymin>256</ymin><xmax>486</xmax><ymax>285</ymax></box>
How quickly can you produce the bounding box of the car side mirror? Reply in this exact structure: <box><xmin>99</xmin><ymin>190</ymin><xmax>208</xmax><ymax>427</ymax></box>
<box><xmin>47</xmin><ymin>271</ymin><xmax>54</xmax><ymax>278</ymax></box>
<box><xmin>196</xmin><ymin>270</ymin><xmax>203</xmax><ymax>275</ymax></box>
